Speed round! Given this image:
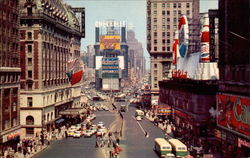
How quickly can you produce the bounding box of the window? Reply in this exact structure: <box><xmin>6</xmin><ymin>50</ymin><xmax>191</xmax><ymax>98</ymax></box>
<box><xmin>174</xmin><ymin>18</ymin><xmax>177</xmax><ymax>23</ymax></box>
<box><xmin>162</xmin><ymin>32</ymin><xmax>166</xmax><ymax>37</ymax></box>
<box><xmin>173</xmin><ymin>3</ymin><xmax>177</xmax><ymax>8</ymax></box>
<box><xmin>167</xmin><ymin>11</ymin><xmax>170</xmax><ymax>15</ymax></box>
<box><xmin>167</xmin><ymin>25</ymin><xmax>170</xmax><ymax>29</ymax></box>
<box><xmin>167</xmin><ymin>47</ymin><xmax>170</xmax><ymax>51</ymax></box>
<box><xmin>187</xmin><ymin>3</ymin><xmax>190</xmax><ymax>8</ymax></box>
<box><xmin>13</xmin><ymin>102</ymin><xmax>17</xmax><ymax>112</ymax></box>
<box><xmin>173</xmin><ymin>10</ymin><xmax>177</xmax><ymax>16</ymax></box>
<box><xmin>154</xmin><ymin>84</ymin><xmax>158</xmax><ymax>88</ymax></box>
<box><xmin>162</xmin><ymin>11</ymin><xmax>165</xmax><ymax>15</ymax></box>
<box><xmin>28</xmin><ymin>58</ymin><xmax>32</xmax><ymax>65</ymax></box>
<box><xmin>154</xmin><ymin>55</ymin><xmax>157</xmax><ymax>59</ymax></box>
<box><xmin>154</xmin><ymin>77</ymin><xmax>157</xmax><ymax>81</ymax></box>
<box><xmin>166</xmin><ymin>3</ymin><xmax>170</xmax><ymax>8</ymax></box>
<box><xmin>162</xmin><ymin>39</ymin><xmax>166</xmax><ymax>44</ymax></box>
<box><xmin>178</xmin><ymin>3</ymin><xmax>181</xmax><ymax>8</ymax></box>
<box><xmin>26</xmin><ymin>116</ymin><xmax>34</xmax><ymax>125</ymax></box>
<box><xmin>154</xmin><ymin>64</ymin><xmax>157</xmax><ymax>68</ymax></box>
<box><xmin>26</xmin><ymin>128</ymin><xmax>34</xmax><ymax>135</ymax></box>
<box><xmin>167</xmin><ymin>40</ymin><xmax>170</xmax><ymax>43</ymax></box>
<box><xmin>167</xmin><ymin>18</ymin><xmax>170</xmax><ymax>22</ymax></box>
<box><xmin>27</xmin><ymin>32</ymin><xmax>32</xmax><ymax>40</ymax></box>
<box><xmin>163</xmin><ymin>47</ymin><xmax>166</xmax><ymax>51</ymax></box>
<box><xmin>154</xmin><ymin>10</ymin><xmax>157</xmax><ymax>15</ymax></box>
<box><xmin>154</xmin><ymin>47</ymin><xmax>157</xmax><ymax>51</ymax></box>
<box><xmin>27</xmin><ymin>83</ymin><xmax>32</xmax><ymax>90</ymax></box>
<box><xmin>154</xmin><ymin>40</ymin><xmax>157</xmax><ymax>44</ymax></box>
<box><xmin>162</xmin><ymin>25</ymin><xmax>166</xmax><ymax>31</ymax></box>
<box><xmin>154</xmin><ymin>18</ymin><xmax>157</xmax><ymax>23</ymax></box>
<box><xmin>187</xmin><ymin>10</ymin><xmax>190</xmax><ymax>16</ymax></box>
<box><xmin>162</xmin><ymin>3</ymin><xmax>165</xmax><ymax>8</ymax></box>
<box><xmin>28</xmin><ymin>71</ymin><xmax>32</xmax><ymax>78</ymax></box>
<box><xmin>178</xmin><ymin>10</ymin><xmax>181</xmax><ymax>15</ymax></box>
<box><xmin>27</xmin><ymin>97</ymin><xmax>33</xmax><ymax>107</ymax></box>
<box><xmin>162</xmin><ymin>18</ymin><xmax>165</xmax><ymax>23</ymax></box>
<box><xmin>167</xmin><ymin>32</ymin><xmax>170</xmax><ymax>37</ymax></box>
<box><xmin>154</xmin><ymin>70</ymin><xmax>157</xmax><ymax>75</ymax></box>
<box><xmin>153</xmin><ymin>3</ymin><xmax>157</xmax><ymax>8</ymax></box>
<box><xmin>4</xmin><ymin>120</ymin><xmax>10</xmax><ymax>130</ymax></box>
<box><xmin>154</xmin><ymin>32</ymin><xmax>157</xmax><ymax>37</ymax></box>
<box><xmin>13</xmin><ymin>118</ymin><xmax>17</xmax><ymax>126</ymax></box>
<box><xmin>28</xmin><ymin>45</ymin><xmax>32</xmax><ymax>53</ymax></box>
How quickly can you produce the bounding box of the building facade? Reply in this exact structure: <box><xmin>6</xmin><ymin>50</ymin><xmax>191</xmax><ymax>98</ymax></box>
<box><xmin>19</xmin><ymin>0</ymin><xmax>84</xmax><ymax>137</ymax></box>
<box><xmin>127</xmin><ymin>30</ymin><xmax>146</xmax><ymax>82</ymax></box>
<box><xmin>146</xmin><ymin>0</ymin><xmax>200</xmax><ymax>104</ymax></box>
<box><xmin>0</xmin><ymin>0</ymin><xmax>21</xmax><ymax>155</ymax></box>
<box><xmin>217</xmin><ymin>0</ymin><xmax>250</xmax><ymax>157</ymax></box>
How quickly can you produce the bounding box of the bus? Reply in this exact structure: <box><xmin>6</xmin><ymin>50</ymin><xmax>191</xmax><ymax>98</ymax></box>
<box><xmin>154</xmin><ymin>138</ymin><xmax>173</xmax><ymax>157</ymax></box>
<box><xmin>135</xmin><ymin>110</ymin><xmax>144</xmax><ymax>118</ymax></box>
<box><xmin>168</xmin><ymin>139</ymin><xmax>188</xmax><ymax>157</ymax></box>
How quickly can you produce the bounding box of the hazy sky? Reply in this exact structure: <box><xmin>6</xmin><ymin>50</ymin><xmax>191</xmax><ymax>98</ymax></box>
<box><xmin>64</xmin><ymin>0</ymin><xmax>218</xmax><ymax>69</ymax></box>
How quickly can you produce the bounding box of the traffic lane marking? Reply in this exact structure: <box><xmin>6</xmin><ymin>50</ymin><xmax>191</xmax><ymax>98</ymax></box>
<box><xmin>132</xmin><ymin>115</ymin><xmax>146</xmax><ymax>135</ymax></box>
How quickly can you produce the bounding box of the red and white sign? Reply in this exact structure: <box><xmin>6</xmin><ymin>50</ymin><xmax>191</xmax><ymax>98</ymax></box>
<box><xmin>217</xmin><ymin>93</ymin><xmax>250</xmax><ymax>138</ymax></box>
<box><xmin>238</xmin><ymin>138</ymin><xmax>250</xmax><ymax>148</ymax></box>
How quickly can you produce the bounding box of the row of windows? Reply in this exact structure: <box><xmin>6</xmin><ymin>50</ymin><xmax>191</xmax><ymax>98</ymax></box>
<box><xmin>3</xmin><ymin>118</ymin><xmax>18</xmax><ymax>131</ymax></box>
<box><xmin>154</xmin><ymin>10</ymin><xmax>190</xmax><ymax>16</ymax></box>
<box><xmin>0</xmin><ymin>72</ymin><xmax>20</xmax><ymax>84</ymax></box>
<box><xmin>152</xmin><ymin>46</ymin><xmax>171</xmax><ymax>52</ymax></box>
<box><xmin>153</xmin><ymin>2</ymin><xmax>190</xmax><ymax>9</ymax></box>
<box><xmin>153</xmin><ymin>39</ymin><xmax>171</xmax><ymax>44</ymax></box>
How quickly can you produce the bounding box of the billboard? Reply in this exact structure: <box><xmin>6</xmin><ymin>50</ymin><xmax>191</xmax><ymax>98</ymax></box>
<box><xmin>100</xmin><ymin>36</ymin><xmax>120</xmax><ymax>50</ymax></box>
<box><xmin>217</xmin><ymin>93</ymin><xmax>250</xmax><ymax>139</ymax></box>
<box><xmin>95</xmin><ymin>56</ymin><xmax>103</xmax><ymax>70</ymax></box>
<box><xmin>118</xmin><ymin>56</ymin><xmax>124</xmax><ymax>69</ymax></box>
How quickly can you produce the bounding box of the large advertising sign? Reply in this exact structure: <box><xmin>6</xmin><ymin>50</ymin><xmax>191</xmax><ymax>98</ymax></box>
<box><xmin>100</xmin><ymin>36</ymin><xmax>120</xmax><ymax>50</ymax></box>
<box><xmin>217</xmin><ymin>93</ymin><xmax>250</xmax><ymax>139</ymax></box>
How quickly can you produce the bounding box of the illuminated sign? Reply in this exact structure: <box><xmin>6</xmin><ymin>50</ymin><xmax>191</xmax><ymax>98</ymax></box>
<box><xmin>217</xmin><ymin>93</ymin><xmax>250</xmax><ymax>138</ymax></box>
<box><xmin>100</xmin><ymin>36</ymin><xmax>120</xmax><ymax>50</ymax></box>
<box><xmin>95</xmin><ymin>20</ymin><xmax>126</xmax><ymax>27</ymax></box>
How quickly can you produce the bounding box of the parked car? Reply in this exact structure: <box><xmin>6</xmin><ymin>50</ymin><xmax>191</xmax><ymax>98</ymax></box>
<box><xmin>67</xmin><ymin>130</ymin><xmax>75</xmax><ymax>137</ymax></box>
<box><xmin>73</xmin><ymin>131</ymin><xmax>82</xmax><ymax>138</ymax></box>
<box><xmin>97</xmin><ymin>121</ymin><xmax>105</xmax><ymax>128</ymax></box>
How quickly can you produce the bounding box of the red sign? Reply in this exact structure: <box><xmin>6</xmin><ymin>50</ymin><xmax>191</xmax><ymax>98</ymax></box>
<box><xmin>217</xmin><ymin>94</ymin><xmax>250</xmax><ymax>138</ymax></box>
<box><xmin>172</xmin><ymin>69</ymin><xmax>187</xmax><ymax>79</ymax></box>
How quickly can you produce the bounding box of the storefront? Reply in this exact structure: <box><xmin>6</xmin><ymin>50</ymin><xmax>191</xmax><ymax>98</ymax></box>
<box><xmin>0</xmin><ymin>129</ymin><xmax>21</xmax><ymax>156</ymax></box>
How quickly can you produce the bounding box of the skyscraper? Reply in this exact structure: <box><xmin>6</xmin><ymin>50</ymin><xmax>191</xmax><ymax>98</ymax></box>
<box><xmin>147</xmin><ymin>0</ymin><xmax>199</xmax><ymax>104</ymax></box>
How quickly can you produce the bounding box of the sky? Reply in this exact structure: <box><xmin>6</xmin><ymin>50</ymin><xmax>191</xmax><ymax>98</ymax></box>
<box><xmin>64</xmin><ymin>0</ymin><xmax>218</xmax><ymax>69</ymax></box>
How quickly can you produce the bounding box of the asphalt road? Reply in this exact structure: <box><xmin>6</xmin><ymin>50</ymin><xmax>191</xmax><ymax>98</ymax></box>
<box><xmin>35</xmin><ymin>101</ymin><xmax>165</xmax><ymax>158</ymax></box>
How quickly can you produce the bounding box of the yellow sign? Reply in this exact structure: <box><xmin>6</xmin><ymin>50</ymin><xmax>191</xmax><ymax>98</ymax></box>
<box><xmin>100</xmin><ymin>35</ymin><xmax>120</xmax><ymax>50</ymax></box>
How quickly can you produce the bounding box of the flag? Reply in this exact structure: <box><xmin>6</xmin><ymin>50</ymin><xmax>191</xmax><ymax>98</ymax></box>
<box><xmin>67</xmin><ymin>58</ymin><xmax>84</xmax><ymax>85</ymax></box>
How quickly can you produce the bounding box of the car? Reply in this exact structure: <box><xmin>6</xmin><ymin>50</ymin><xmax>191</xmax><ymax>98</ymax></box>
<box><xmin>97</xmin><ymin>121</ymin><xmax>105</xmax><ymax>127</ymax></box>
<box><xmin>136</xmin><ymin>116</ymin><xmax>142</xmax><ymax>121</ymax></box>
<box><xmin>84</xmin><ymin>130</ymin><xmax>94</xmax><ymax>137</ymax></box>
<box><xmin>67</xmin><ymin>130</ymin><xmax>75</xmax><ymax>137</ymax></box>
<box><xmin>90</xmin><ymin>114</ymin><xmax>96</xmax><ymax>120</ymax></box>
<box><xmin>73</xmin><ymin>131</ymin><xmax>82</xmax><ymax>138</ymax></box>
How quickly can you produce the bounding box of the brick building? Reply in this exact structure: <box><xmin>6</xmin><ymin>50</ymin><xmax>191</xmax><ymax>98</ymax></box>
<box><xmin>19</xmin><ymin>0</ymin><xmax>84</xmax><ymax>137</ymax></box>
<box><xmin>0</xmin><ymin>0</ymin><xmax>21</xmax><ymax>156</ymax></box>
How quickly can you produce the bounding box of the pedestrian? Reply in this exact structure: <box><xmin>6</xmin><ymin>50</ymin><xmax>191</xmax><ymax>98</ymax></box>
<box><xmin>116</xmin><ymin>137</ymin><xmax>120</xmax><ymax>145</ymax></box>
<box><xmin>95</xmin><ymin>141</ymin><xmax>99</xmax><ymax>148</ymax></box>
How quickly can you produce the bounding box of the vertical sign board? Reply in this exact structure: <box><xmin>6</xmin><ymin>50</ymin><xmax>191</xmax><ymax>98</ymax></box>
<box><xmin>217</xmin><ymin>93</ymin><xmax>250</xmax><ymax>139</ymax></box>
<box><xmin>71</xmin><ymin>8</ymin><xmax>85</xmax><ymax>38</ymax></box>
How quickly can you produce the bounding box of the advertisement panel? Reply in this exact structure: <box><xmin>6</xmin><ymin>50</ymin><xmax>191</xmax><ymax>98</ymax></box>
<box><xmin>100</xmin><ymin>36</ymin><xmax>120</xmax><ymax>50</ymax></box>
<box><xmin>95</xmin><ymin>56</ymin><xmax>103</xmax><ymax>70</ymax></box>
<box><xmin>118</xmin><ymin>56</ymin><xmax>124</xmax><ymax>70</ymax></box>
<box><xmin>217</xmin><ymin>93</ymin><xmax>250</xmax><ymax>138</ymax></box>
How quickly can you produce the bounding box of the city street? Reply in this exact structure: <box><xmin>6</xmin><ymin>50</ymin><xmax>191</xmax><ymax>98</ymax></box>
<box><xmin>34</xmin><ymin>101</ymin><xmax>165</xmax><ymax>158</ymax></box>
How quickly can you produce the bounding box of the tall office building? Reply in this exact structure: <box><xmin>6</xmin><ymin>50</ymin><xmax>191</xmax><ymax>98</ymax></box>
<box><xmin>19</xmin><ymin>0</ymin><xmax>84</xmax><ymax>137</ymax></box>
<box><xmin>0</xmin><ymin>0</ymin><xmax>21</xmax><ymax>155</ymax></box>
<box><xmin>216</xmin><ymin>0</ymin><xmax>250</xmax><ymax>157</ymax></box>
<box><xmin>146</xmin><ymin>0</ymin><xmax>199</xmax><ymax>103</ymax></box>
<box><xmin>127</xmin><ymin>30</ymin><xmax>146</xmax><ymax>81</ymax></box>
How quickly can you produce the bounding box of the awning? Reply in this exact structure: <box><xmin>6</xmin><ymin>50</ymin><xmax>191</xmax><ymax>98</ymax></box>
<box><xmin>55</xmin><ymin>118</ymin><xmax>65</xmax><ymax>124</ymax></box>
<box><xmin>59</xmin><ymin>108</ymin><xmax>87</xmax><ymax>116</ymax></box>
